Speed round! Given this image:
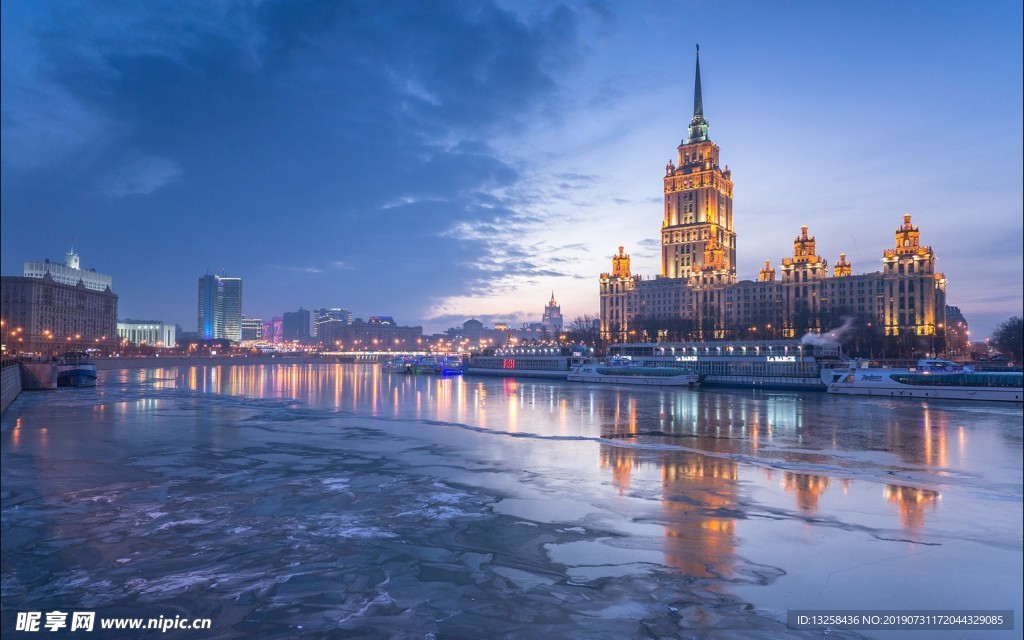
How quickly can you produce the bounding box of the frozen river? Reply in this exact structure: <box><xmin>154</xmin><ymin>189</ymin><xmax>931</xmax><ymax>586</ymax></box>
<box><xmin>2</xmin><ymin>363</ymin><xmax>1021</xmax><ymax>638</ymax></box>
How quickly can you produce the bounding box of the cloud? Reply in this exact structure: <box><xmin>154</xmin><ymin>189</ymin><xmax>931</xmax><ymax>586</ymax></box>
<box><xmin>1</xmin><ymin>0</ymin><xmax>591</xmax><ymax>328</ymax></box>
<box><xmin>98</xmin><ymin>152</ymin><xmax>181</xmax><ymax>197</ymax></box>
<box><xmin>427</xmin><ymin>310</ymin><xmax>538</xmax><ymax>329</ymax></box>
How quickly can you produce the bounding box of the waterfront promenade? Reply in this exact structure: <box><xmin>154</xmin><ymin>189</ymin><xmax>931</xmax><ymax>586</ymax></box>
<box><xmin>92</xmin><ymin>355</ymin><xmax>327</xmax><ymax>371</ymax></box>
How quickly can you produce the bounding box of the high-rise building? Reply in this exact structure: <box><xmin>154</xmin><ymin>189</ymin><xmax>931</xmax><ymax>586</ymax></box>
<box><xmin>312</xmin><ymin>308</ymin><xmax>352</xmax><ymax>337</ymax></box>
<box><xmin>23</xmin><ymin>249</ymin><xmax>113</xmax><ymax>292</ymax></box>
<box><xmin>600</xmin><ymin>47</ymin><xmax>947</xmax><ymax>344</ymax></box>
<box><xmin>241</xmin><ymin>317</ymin><xmax>263</xmax><ymax>342</ymax></box>
<box><xmin>282</xmin><ymin>308</ymin><xmax>311</xmax><ymax>341</ymax></box>
<box><xmin>261</xmin><ymin>317</ymin><xmax>283</xmax><ymax>344</ymax></box>
<box><xmin>542</xmin><ymin>292</ymin><xmax>563</xmax><ymax>332</ymax></box>
<box><xmin>198</xmin><ymin>274</ymin><xmax>243</xmax><ymax>343</ymax></box>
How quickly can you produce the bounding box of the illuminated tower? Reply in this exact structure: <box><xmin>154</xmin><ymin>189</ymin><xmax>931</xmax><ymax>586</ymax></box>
<box><xmin>542</xmin><ymin>292</ymin><xmax>563</xmax><ymax>332</ymax></box>
<box><xmin>881</xmin><ymin>214</ymin><xmax>946</xmax><ymax>336</ymax></box>
<box><xmin>834</xmin><ymin>253</ymin><xmax>852</xmax><ymax>277</ymax></box>
<box><xmin>780</xmin><ymin>226</ymin><xmax>827</xmax><ymax>283</ymax></box>
<box><xmin>599</xmin><ymin>246</ymin><xmax>635</xmax><ymax>342</ymax></box>
<box><xmin>661</xmin><ymin>45</ymin><xmax>736</xmax><ymax>282</ymax></box>
<box><xmin>64</xmin><ymin>248</ymin><xmax>80</xmax><ymax>270</ymax></box>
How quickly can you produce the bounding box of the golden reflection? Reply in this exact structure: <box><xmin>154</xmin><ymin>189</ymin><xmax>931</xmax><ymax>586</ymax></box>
<box><xmin>888</xmin><ymin>406</ymin><xmax>950</xmax><ymax>469</ymax></box>
<box><xmin>781</xmin><ymin>472</ymin><xmax>831</xmax><ymax>514</ymax></box>
<box><xmin>151</xmin><ymin>364</ymin><xmax>962</xmax><ymax>538</ymax></box>
<box><xmin>11</xmin><ymin>417</ymin><xmax>22</xmax><ymax>447</ymax></box>
<box><xmin>599</xmin><ymin>443</ymin><xmax>737</xmax><ymax>580</ymax></box>
<box><xmin>884</xmin><ymin>485</ymin><xmax>940</xmax><ymax>530</ymax></box>
<box><xmin>599</xmin><ymin>446</ymin><xmax>638</xmax><ymax>494</ymax></box>
<box><xmin>661</xmin><ymin>451</ymin><xmax>737</xmax><ymax>579</ymax></box>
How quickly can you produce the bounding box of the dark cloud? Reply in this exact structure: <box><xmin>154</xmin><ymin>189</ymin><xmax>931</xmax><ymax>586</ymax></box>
<box><xmin>1</xmin><ymin>0</ymin><xmax>585</xmax><ymax>326</ymax></box>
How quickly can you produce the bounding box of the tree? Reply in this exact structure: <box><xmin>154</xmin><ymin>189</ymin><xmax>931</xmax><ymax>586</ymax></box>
<box><xmin>565</xmin><ymin>315</ymin><xmax>600</xmax><ymax>347</ymax></box>
<box><xmin>991</xmin><ymin>316</ymin><xmax>1023</xmax><ymax>361</ymax></box>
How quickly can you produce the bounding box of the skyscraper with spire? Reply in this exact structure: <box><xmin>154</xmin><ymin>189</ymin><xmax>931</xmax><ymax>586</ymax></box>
<box><xmin>600</xmin><ymin>47</ymin><xmax>948</xmax><ymax>343</ymax></box>
<box><xmin>660</xmin><ymin>44</ymin><xmax>735</xmax><ymax>282</ymax></box>
<box><xmin>542</xmin><ymin>292</ymin><xmax>563</xmax><ymax>333</ymax></box>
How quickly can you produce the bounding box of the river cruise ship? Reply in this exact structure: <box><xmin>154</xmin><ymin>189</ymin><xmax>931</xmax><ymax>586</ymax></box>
<box><xmin>825</xmin><ymin>362</ymin><xmax>1023</xmax><ymax>402</ymax></box>
<box><xmin>568</xmin><ymin>358</ymin><xmax>700</xmax><ymax>387</ymax></box>
<box><xmin>466</xmin><ymin>345</ymin><xmax>593</xmax><ymax>379</ymax></box>
<box><xmin>606</xmin><ymin>340</ymin><xmax>844</xmax><ymax>390</ymax></box>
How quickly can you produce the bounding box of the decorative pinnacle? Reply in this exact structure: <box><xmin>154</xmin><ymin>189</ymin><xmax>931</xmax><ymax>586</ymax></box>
<box><xmin>686</xmin><ymin>45</ymin><xmax>709</xmax><ymax>144</ymax></box>
<box><xmin>693</xmin><ymin>44</ymin><xmax>703</xmax><ymax>118</ymax></box>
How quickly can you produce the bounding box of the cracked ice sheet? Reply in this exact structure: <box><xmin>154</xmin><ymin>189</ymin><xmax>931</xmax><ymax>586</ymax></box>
<box><xmin>2</xmin><ymin>364</ymin><xmax>1021</xmax><ymax>638</ymax></box>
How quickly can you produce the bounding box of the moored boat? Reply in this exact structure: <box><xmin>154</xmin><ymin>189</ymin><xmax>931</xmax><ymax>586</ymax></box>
<box><xmin>405</xmin><ymin>355</ymin><xmax>442</xmax><ymax>374</ymax></box>
<box><xmin>824</xmin><ymin>361</ymin><xmax>1022</xmax><ymax>402</ymax></box>
<box><xmin>382</xmin><ymin>355</ymin><xmax>414</xmax><ymax>373</ymax></box>
<box><xmin>391</xmin><ymin>355</ymin><xmax>465</xmax><ymax>375</ymax></box>
<box><xmin>438</xmin><ymin>355</ymin><xmax>464</xmax><ymax>375</ymax></box>
<box><xmin>607</xmin><ymin>340</ymin><xmax>844</xmax><ymax>390</ymax></box>
<box><xmin>568</xmin><ymin>358</ymin><xmax>700</xmax><ymax>387</ymax></box>
<box><xmin>56</xmin><ymin>352</ymin><xmax>97</xmax><ymax>387</ymax></box>
<box><xmin>467</xmin><ymin>345</ymin><xmax>593</xmax><ymax>379</ymax></box>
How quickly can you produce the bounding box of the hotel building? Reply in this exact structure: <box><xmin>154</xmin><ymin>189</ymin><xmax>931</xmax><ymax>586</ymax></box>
<box><xmin>198</xmin><ymin>274</ymin><xmax>243</xmax><ymax>343</ymax></box>
<box><xmin>600</xmin><ymin>48</ymin><xmax>947</xmax><ymax>344</ymax></box>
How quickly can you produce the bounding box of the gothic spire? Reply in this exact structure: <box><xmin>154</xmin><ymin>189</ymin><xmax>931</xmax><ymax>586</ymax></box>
<box><xmin>694</xmin><ymin>44</ymin><xmax>703</xmax><ymax>118</ymax></box>
<box><xmin>686</xmin><ymin>44</ymin><xmax>709</xmax><ymax>144</ymax></box>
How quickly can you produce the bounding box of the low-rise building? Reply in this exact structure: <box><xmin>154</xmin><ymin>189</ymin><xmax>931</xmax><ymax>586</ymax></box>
<box><xmin>117</xmin><ymin>319</ymin><xmax>176</xmax><ymax>348</ymax></box>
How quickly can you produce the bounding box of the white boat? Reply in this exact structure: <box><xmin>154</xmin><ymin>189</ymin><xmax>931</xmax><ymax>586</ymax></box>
<box><xmin>382</xmin><ymin>355</ymin><xmax>414</xmax><ymax>373</ymax></box>
<box><xmin>607</xmin><ymin>340</ymin><xmax>844</xmax><ymax>390</ymax></box>
<box><xmin>387</xmin><ymin>355</ymin><xmax>464</xmax><ymax>375</ymax></box>
<box><xmin>824</xmin><ymin>360</ymin><xmax>1022</xmax><ymax>403</ymax></box>
<box><xmin>406</xmin><ymin>355</ymin><xmax>443</xmax><ymax>374</ymax></box>
<box><xmin>568</xmin><ymin>358</ymin><xmax>700</xmax><ymax>387</ymax></box>
<box><xmin>467</xmin><ymin>345</ymin><xmax>594</xmax><ymax>379</ymax></box>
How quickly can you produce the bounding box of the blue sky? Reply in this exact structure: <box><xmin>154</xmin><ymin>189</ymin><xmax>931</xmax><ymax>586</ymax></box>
<box><xmin>2</xmin><ymin>0</ymin><xmax>1021</xmax><ymax>338</ymax></box>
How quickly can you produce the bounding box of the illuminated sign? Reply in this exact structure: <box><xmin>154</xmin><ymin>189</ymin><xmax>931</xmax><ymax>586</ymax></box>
<box><xmin>502</xmin><ymin>359</ymin><xmax>515</xmax><ymax>369</ymax></box>
<box><xmin>675</xmin><ymin>356</ymin><xmax>698</xmax><ymax>362</ymax></box>
<box><xmin>766</xmin><ymin>356</ymin><xmax>797</xmax><ymax>363</ymax></box>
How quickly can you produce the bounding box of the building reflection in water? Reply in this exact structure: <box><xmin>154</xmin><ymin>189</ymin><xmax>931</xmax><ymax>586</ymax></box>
<box><xmin>884</xmin><ymin>485</ymin><xmax>941</xmax><ymax>530</ymax></box>
<box><xmin>125</xmin><ymin>365</ymin><xmax>963</xmax><ymax>536</ymax></box>
<box><xmin>600</xmin><ymin>445</ymin><xmax>738</xmax><ymax>580</ymax></box>
<box><xmin>780</xmin><ymin>472</ymin><xmax>832</xmax><ymax>514</ymax></box>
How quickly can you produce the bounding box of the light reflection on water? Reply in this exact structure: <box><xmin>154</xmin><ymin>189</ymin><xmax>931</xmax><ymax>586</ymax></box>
<box><xmin>107</xmin><ymin>363</ymin><xmax>1017</xmax><ymax>542</ymax></box>
<box><xmin>5</xmin><ymin>362</ymin><xmax>1021</xmax><ymax>636</ymax></box>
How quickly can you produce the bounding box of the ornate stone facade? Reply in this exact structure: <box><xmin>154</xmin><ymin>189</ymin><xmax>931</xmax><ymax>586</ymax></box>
<box><xmin>600</xmin><ymin>48</ymin><xmax>947</xmax><ymax>343</ymax></box>
<box><xmin>1</xmin><ymin>274</ymin><xmax>118</xmax><ymax>355</ymax></box>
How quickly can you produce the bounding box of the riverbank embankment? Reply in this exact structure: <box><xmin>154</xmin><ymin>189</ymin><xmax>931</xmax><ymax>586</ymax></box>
<box><xmin>93</xmin><ymin>355</ymin><xmax>345</xmax><ymax>372</ymax></box>
<box><xmin>1</xmin><ymin>359</ymin><xmax>21</xmax><ymax>414</ymax></box>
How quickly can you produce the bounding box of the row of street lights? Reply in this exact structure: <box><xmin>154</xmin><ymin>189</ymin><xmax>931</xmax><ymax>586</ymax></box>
<box><xmin>1</xmin><ymin>320</ymin><xmax>109</xmax><ymax>356</ymax></box>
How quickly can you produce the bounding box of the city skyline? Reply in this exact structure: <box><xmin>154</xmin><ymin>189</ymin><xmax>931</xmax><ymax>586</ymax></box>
<box><xmin>2</xmin><ymin>2</ymin><xmax>1022</xmax><ymax>339</ymax></box>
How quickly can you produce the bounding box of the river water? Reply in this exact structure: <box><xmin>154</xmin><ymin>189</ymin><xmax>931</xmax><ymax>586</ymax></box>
<box><xmin>2</xmin><ymin>363</ymin><xmax>1021</xmax><ymax>638</ymax></box>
